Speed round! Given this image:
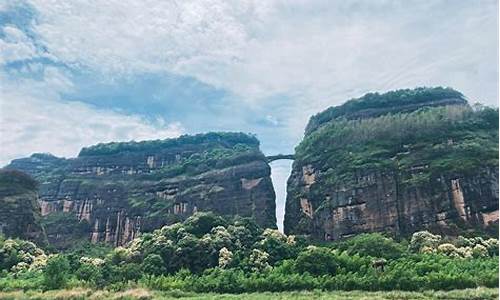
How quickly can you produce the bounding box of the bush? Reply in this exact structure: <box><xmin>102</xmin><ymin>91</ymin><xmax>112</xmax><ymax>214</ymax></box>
<box><xmin>294</xmin><ymin>247</ymin><xmax>338</xmax><ymax>276</ymax></box>
<box><xmin>43</xmin><ymin>255</ymin><xmax>70</xmax><ymax>290</ymax></box>
<box><xmin>1</xmin><ymin>214</ymin><xmax>498</xmax><ymax>293</ymax></box>
<box><xmin>337</xmin><ymin>233</ymin><xmax>405</xmax><ymax>259</ymax></box>
<box><xmin>142</xmin><ymin>254</ymin><xmax>166</xmax><ymax>276</ymax></box>
<box><xmin>410</xmin><ymin>231</ymin><xmax>442</xmax><ymax>252</ymax></box>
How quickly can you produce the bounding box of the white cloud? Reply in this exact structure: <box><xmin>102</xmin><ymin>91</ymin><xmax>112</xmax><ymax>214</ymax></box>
<box><xmin>0</xmin><ymin>70</ymin><xmax>183</xmax><ymax>165</ymax></box>
<box><xmin>0</xmin><ymin>25</ymin><xmax>37</xmax><ymax>64</ymax></box>
<box><xmin>14</xmin><ymin>0</ymin><xmax>496</xmax><ymax>144</ymax></box>
<box><xmin>23</xmin><ymin>0</ymin><xmax>497</xmax><ymax>103</ymax></box>
<box><xmin>0</xmin><ymin>0</ymin><xmax>497</xmax><ymax>163</ymax></box>
<box><xmin>28</xmin><ymin>0</ymin><xmax>271</xmax><ymax>76</ymax></box>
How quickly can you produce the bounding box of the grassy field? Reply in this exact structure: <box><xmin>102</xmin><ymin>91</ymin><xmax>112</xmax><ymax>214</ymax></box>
<box><xmin>0</xmin><ymin>288</ymin><xmax>497</xmax><ymax>300</ymax></box>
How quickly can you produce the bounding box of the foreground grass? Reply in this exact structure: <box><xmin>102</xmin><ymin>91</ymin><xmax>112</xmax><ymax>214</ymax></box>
<box><xmin>0</xmin><ymin>288</ymin><xmax>497</xmax><ymax>300</ymax></box>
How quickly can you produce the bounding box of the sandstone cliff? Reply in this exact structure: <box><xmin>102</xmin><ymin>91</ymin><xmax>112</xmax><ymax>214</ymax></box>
<box><xmin>285</xmin><ymin>87</ymin><xmax>499</xmax><ymax>239</ymax></box>
<box><xmin>0</xmin><ymin>170</ymin><xmax>47</xmax><ymax>245</ymax></box>
<box><xmin>6</xmin><ymin>132</ymin><xmax>277</xmax><ymax>248</ymax></box>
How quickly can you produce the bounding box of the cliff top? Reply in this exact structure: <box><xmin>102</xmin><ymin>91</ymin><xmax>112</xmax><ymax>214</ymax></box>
<box><xmin>78</xmin><ymin>132</ymin><xmax>260</xmax><ymax>157</ymax></box>
<box><xmin>305</xmin><ymin>87</ymin><xmax>467</xmax><ymax>135</ymax></box>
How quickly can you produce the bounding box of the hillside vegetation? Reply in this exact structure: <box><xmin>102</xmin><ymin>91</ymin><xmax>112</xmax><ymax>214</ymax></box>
<box><xmin>297</xmin><ymin>104</ymin><xmax>498</xmax><ymax>186</ymax></box>
<box><xmin>305</xmin><ymin>87</ymin><xmax>466</xmax><ymax>134</ymax></box>
<box><xmin>79</xmin><ymin>132</ymin><xmax>260</xmax><ymax>157</ymax></box>
<box><xmin>0</xmin><ymin>213</ymin><xmax>497</xmax><ymax>294</ymax></box>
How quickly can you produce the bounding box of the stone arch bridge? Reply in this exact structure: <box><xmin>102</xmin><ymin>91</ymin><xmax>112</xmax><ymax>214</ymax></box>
<box><xmin>266</xmin><ymin>154</ymin><xmax>295</xmax><ymax>163</ymax></box>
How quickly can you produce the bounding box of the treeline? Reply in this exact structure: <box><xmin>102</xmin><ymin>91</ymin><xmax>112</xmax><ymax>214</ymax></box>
<box><xmin>296</xmin><ymin>104</ymin><xmax>498</xmax><ymax>186</ymax></box>
<box><xmin>306</xmin><ymin>87</ymin><xmax>466</xmax><ymax>134</ymax></box>
<box><xmin>78</xmin><ymin>132</ymin><xmax>260</xmax><ymax>157</ymax></box>
<box><xmin>138</xmin><ymin>144</ymin><xmax>265</xmax><ymax>180</ymax></box>
<box><xmin>0</xmin><ymin>213</ymin><xmax>497</xmax><ymax>293</ymax></box>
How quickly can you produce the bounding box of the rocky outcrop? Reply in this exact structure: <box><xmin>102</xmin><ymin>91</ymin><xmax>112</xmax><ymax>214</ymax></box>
<box><xmin>0</xmin><ymin>170</ymin><xmax>47</xmax><ymax>245</ymax></box>
<box><xmin>6</xmin><ymin>132</ymin><xmax>277</xmax><ymax>248</ymax></box>
<box><xmin>285</xmin><ymin>87</ymin><xmax>499</xmax><ymax>239</ymax></box>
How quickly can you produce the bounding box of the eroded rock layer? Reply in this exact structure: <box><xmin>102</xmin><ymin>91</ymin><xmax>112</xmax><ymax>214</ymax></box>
<box><xmin>285</xmin><ymin>87</ymin><xmax>499</xmax><ymax>239</ymax></box>
<box><xmin>6</xmin><ymin>132</ymin><xmax>276</xmax><ymax>248</ymax></box>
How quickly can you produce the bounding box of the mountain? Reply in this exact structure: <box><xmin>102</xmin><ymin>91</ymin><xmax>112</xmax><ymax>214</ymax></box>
<box><xmin>6</xmin><ymin>132</ymin><xmax>276</xmax><ymax>248</ymax></box>
<box><xmin>284</xmin><ymin>87</ymin><xmax>499</xmax><ymax>239</ymax></box>
<box><xmin>0</xmin><ymin>169</ymin><xmax>47</xmax><ymax>245</ymax></box>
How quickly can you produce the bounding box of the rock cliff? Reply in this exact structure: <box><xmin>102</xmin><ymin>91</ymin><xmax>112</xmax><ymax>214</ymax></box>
<box><xmin>0</xmin><ymin>170</ymin><xmax>47</xmax><ymax>245</ymax></box>
<box><xmin>6</xmin><ymin>132</ymin><xmax>277</xmax><ymax>248</ymax></box>
<box><xmin>285</xmin><ymin>87</ymin><xmax>499</xmax><ymax>239</ymax></box>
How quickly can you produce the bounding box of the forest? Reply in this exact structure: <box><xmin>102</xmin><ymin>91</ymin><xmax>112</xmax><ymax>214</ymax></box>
<box><xmin>0</xmin><ymin>212</ymin><xmax>497</xmax><ymax>299</ymax></box>
<box><xmin>296</xmin><ymin>104</ymin><xmax>499</xmax><ymax>187</ymax></box>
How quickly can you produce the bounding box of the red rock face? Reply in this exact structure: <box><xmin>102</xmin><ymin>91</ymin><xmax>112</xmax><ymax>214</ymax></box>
<box><xmin>285</xmin><ymin>88</ymin><xmax>498</xmax><ymax>239</ymax></box>
<box><xmin>286</xmin><ymin>165</ymin><xmax>498</xmax><ymax>240</ymax></box>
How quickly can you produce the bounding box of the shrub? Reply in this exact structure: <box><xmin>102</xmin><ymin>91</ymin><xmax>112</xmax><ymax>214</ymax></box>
<box><xmin>43</xmin><ymin>255</ymin><xmax>70</xmax><ymax>290</ymax></box>
<box><xmin>142</xmin><ymin>254</ymin><xmax>166</xmax><ymax>276</ymax></box>
<box><xmin>410</xmin><ymin>231</ymin><xmax>442</xmax><ymax>252</ymax></box>
<box><xmin>257</xmin><ymin>229</ymin><xmax>298</xmax><ymax>265</ymax></box>
<box><xmin>337</xmin><ymin>233</ymin><xmax>405</xmax><ymax>259</ymax></box>
<box><xmin>218</xmin><ymin>247</ymin><xmax>233</xmax><ymax>269</ymax></box>
<box><xmin>294</xmin><ymin>246</ymin><xmax>338</xmax><ymax>276</ymax></box>
<box><xmin>248</xmin><ymin>249</ymin><xmax>270</xmax><ymax>272</ymax></box>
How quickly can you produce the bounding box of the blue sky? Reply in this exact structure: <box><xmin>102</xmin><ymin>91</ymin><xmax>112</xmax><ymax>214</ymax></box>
<box><xmin>0</xmin><ymin>0</ymin><xmax>498</xmax><ymax>230</ymax></box>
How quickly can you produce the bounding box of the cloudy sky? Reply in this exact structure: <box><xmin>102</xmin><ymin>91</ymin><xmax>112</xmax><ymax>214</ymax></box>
<box><xmin>0</xmin><ymin>0</ymin><xmax>498</xmax><ymax>229</ymax></box>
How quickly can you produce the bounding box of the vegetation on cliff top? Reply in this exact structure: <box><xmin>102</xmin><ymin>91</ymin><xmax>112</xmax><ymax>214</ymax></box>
<box><xmin>305</xmin><ymin>87</ymin><xmax>466</xmax><ymax>134</ymax></box>
<box><xmin>78</xmin><ymin>132</ymin><xmax>260</xmax><ymax>157</ymax></box>
<box><xmin>296</xmin><ymin>103</ymin><xmax>498</xmax><ymax>187</ymax></box>
<box><xmin>139</xmin><ymin>143</ymin><xmax>265</xmax><ymax>180</ymax></box>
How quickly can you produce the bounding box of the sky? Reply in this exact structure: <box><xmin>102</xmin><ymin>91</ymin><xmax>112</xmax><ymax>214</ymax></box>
<box><xmin>0</xmin><ymin>0</ymin><xmax>498</xmax><ymax>230</ymax></box>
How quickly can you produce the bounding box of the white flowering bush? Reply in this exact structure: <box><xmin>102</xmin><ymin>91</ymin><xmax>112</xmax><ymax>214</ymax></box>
<box><xmin>472</xmin><ymin>244</ymin><xmax>488</xmax><ymax>258</ymax></box>
<box><xmin>410</xmin><ymin>231</ymin><xmax>442</xmax><ymax>252</ymax></box>
<box><xmin>107</xmin><ymin>246</ymin><xmax>140</xmax><ymax>264</ymax></box>
<box><xmin>261</xmin><ymin>229</ymin><xmax>287</xmax><ymax>243</ymax></box>
<box><xmin>435</xmin><ymin>243</ymin><xmax>474</xmax><ymax>258</ymax></box>
<box><xmin>80</xmin><ymin>256</ymin><xmax>105</xmax><ymax>266</ymax></box>
<box><xmin>207</xmin><ymin>226</ymin><xmax>233</xmax><ymax>250</ymax></box>
<box><xmin>483</xmin><ymin>238</ymin><xmax>498</xmax><ymax>256</ymax></box>
<box><xmin>437</xmin><ymin>243</ymin><xmax>458</xmax><ymax>256</ymax></box>
<box><xmin>257</xmin><ymin>228</ymin><xmax>298</xmax><ymax>264</ymax></box>
<box><xmin>452</xmin><ymin>236</ymin><xmax>498</xmax><ymax>257</ymax></box>
<box><xmin>29</xmin><ymin>253</ymin><xmax>50</xmax><ymax>271</ymax></box>
<box><xmin>218</xmin><ymin>247</ymin><xmax>233</xmax><ymax>268</ymax></box>
<box><xmin>0</xmin><ymin>238</ymin><xmax>48</xmax><ymax>273</ymax></box>
<box><xmin>420</xmin><ymin>246</ymin><xmax>436</xmax><ymax>254</ymax></box>
<box><xmin>413</xmin><ymin>232</ymin><xmax>498</xmax><ymax>259</ymax></box>
<box><xmin>249</xmin><ymin>249</ymin><xmax>270</xmax><ymax>272</ymax></box>
<box><xmin>454</xmin><ymin>246</ymin><xmax>472</xmax><ymax>259</ymax></box>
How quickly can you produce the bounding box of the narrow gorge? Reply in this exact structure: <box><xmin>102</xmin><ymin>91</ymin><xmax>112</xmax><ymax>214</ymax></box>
<box><xmin>1</xmin><ymin>87</ymin><xmax>498</xmax><ymax>249</ymax></box>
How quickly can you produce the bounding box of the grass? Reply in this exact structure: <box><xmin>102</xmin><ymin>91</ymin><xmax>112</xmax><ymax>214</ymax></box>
<box><xmin>0</xmin><ymin>288</ymin><xmax>497</xmax><ymax>300</ymax></box>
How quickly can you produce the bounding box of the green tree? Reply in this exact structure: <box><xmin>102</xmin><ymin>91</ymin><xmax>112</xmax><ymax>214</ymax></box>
<box><xmin>294</xmin><ymin>246</ymin><xmax>338</xmax><ymax>276</ymax></box>
<box><xmin>43</xmin><ymin>255</ymin><xmax>70</xmax><ymax>290</ymax></box>
<box><xmin>338</xmin><ymin>233</ymin><xmax>405</xmax><ymax>259</ymax></box>
<box><xmin>142</xmin><ymin>254</ymin><xmax>166</xmax><ymax>276</ymax></box>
